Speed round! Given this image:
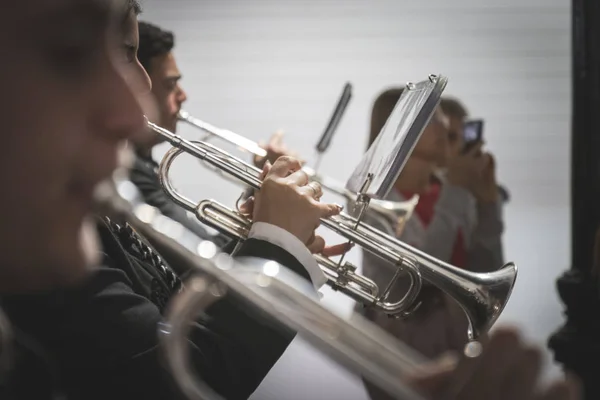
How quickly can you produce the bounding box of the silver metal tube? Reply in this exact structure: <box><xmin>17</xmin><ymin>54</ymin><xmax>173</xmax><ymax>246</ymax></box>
<box><xmin>177</xmin><ymin>112</ymin><xmax>418</xmax><ymax>226</ymax></box>
<box><xmin>150</xmin><ymin>122</ymin><xmax>518</xmax><ymax>341</ymax></box>
<box><xmin>93</xmin><ymin>170</ymin><xmax>428</xmax><ymax>400</ymax></box>
<box><xmin>179</xmin><ymin>110</ymin><xmax>268</xmax><ymax>158</ymax></box>
<box><xmin>159</xmin><ymin>261</ymin><xmax>429</xmax><ymax>400</ymax></box>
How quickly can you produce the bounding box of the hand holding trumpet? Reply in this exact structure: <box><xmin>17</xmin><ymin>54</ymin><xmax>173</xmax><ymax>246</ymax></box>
<box><xmin>253</xmin><ymin>131</ymin><xmax>305</xmax><ymax>169</ymax></box>
<box><xmin>240</xmin><ymin>156</ymin><xmax>349</xmax><ymax>256</ymax></box>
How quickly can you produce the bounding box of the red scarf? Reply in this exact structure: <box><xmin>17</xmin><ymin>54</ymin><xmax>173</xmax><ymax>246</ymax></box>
<box><xmin>400</xmin><ymin>182</ymin><xmax>466</xmax><ymax>268</ymax></box>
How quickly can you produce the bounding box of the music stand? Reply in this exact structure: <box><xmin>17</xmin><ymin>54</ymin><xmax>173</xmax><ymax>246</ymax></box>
<box><xmin>315</xmin><ymin>82</ymin><xmax>353</xmax><ymax>154</ymax></box>
<box><xmin>345</xmin><ymin>74</ymin><xmax>448</xmax><ymax>220</ymax></box>
<box><xmin>312</xmin><ymin>82</ymin><xmax>353</xmax><ymax>172</ymax></box>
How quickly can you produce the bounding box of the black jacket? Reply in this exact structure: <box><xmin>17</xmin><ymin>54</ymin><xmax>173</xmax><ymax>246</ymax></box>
<box><xmin>0</xmin><ymin>216</ymin><xmax>314</xmax><ymax>400</ymax></box>
<box><xmin>130</xmin><ymin>153</ymin><xmax>230</xmax><ymax>248</ymax></box>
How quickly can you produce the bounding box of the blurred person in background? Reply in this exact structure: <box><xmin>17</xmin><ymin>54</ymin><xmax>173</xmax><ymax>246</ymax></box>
<box><xmin>0</xmin><ymin>3</ymin><xmax>346</xmax><ymax>399</ymax></box>
<box><xmin>0</xmin><ymin>2</ymin><xmax>580</xmax><ymax>400</ymax></box>
<box><xmin>129</xmin><ymin>21</ymin><xmax>230</xmax><ymax>246</ymax></box>
<box><xmin>131</xmin><ymin>21</ymin><xmax>292</xmax><ymax>247</ymax></box>
<box><xmin>357</xmin><ymin>88</ymin><xmax>503</xmax><ymax>400</ymax></box>
<box><xmin>440</xmin><ymin>97</ymin><xmax>506</xmax><ymax>271</ymax></box>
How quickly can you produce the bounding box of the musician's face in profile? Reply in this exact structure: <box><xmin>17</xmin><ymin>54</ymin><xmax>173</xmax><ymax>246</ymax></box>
<box><xmin>411</xmin><ymin>107</ymin><xmax>450</xmax><ymax>166</ymax></box>
<box><xmin>148</xmin><ymin>52</ymin><xmax>187</xmax><ymax>134</ymax></box>
<box><xmin>0</xmin><ymin>0</ymin><xmax>149</xmax><ymax>293</ymax></box>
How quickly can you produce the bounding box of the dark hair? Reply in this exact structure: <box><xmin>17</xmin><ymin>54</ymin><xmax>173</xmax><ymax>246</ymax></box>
<box><xmin>137</xmin><ymin>21</ymin><xmax>174</xmax><ymax>73</ymax></box>
<box><xmin>368</xmin><ymin>87</ymin><xmax>404</xmax><ymax>149</ymax></box>
<box><xmin>128</xmin><ymin>0</ymin><xmax>142</xmax><ymax>15</ymax></box>
<box><xmin>439</xmin><ymin>97</ymin><xmax>468</xmax><ymax>119</ymax></box>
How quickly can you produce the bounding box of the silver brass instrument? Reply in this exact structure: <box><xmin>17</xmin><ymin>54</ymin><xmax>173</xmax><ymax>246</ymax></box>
<box><xmin>161</xmin><ymin>257</ymin><xmax>431</xmax><ymax>400</ymax></box>
<box><xmin>179</xmin><ymin>81</ymin><xmax>351</xmax><ymax>159</ymax></box>
<box><xmin>150</xmin><ymin>74</ymin><xmax>518</xmax><ymax>341</ymax></box>
<box><xmin>93</xmin><ymin>169</ymin><xmax>430</xmax><ymax>400</ymax></box>
<box><xmin>178</xmin><ymin>110</ymin><xmax>418</xmax><ymax>236</ymax></box>
<box><xmin>179</xmin><ymin>110</ymin><xmax>268</xmax><ymax>158</ymax></box>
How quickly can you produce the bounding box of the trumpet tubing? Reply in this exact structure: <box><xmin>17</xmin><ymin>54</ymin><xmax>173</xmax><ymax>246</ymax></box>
<box><xmin>162</xmin><ymin>260</ymin><xmax>429</xmax><ymax>400</ymax></box>
<box><xmin>94</xmin><ymin>171</ymin><xmax>428</xmax><ymax>400</ymax></box>
<box><xmin>149</xmin><ymin>120</ymin><xmax>517</xmax><ymax>341</ymax></box>
<box><xmin>178</xmin><ymin>110</ymin><xmax>267</xmax><ymax>158</ymax></box>
<box><xmin>177</xmin><ymin>110</ymin><xmax>418</xmax><ymax>225</ymax></box>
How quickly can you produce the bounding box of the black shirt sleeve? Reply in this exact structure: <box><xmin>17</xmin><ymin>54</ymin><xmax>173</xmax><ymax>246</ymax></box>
<box><xmin>1</xmin><ymin>226</ymin><xmax>314</xmax><ymax>400</ymax></box>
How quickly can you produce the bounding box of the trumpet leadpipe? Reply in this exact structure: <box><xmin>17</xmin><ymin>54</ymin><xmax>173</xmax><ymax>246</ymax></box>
<box><xmin>178</xmin><ymin>110</ymin><xmax>268</xmax><ymax>158</ymax></box>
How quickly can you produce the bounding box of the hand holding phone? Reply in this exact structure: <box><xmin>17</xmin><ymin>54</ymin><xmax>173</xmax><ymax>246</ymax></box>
<box><xmin>462</xmin><ymin>119</ymin><xmax>484</xmax><ymax>153</ymax></box>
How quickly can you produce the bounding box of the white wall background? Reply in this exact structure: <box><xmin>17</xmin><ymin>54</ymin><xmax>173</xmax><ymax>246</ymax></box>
<box><xmin>140</xmin><ymin>0</ymin><xmax>571</xmax><ymax>398</ymax></box>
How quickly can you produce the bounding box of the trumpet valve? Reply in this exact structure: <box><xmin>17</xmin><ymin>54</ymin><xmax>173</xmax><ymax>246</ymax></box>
<box><xmin>338</xmin><ymin>260</ymin><xmax>356</xmax><ymax>278</ymax></box>
<box><xmin>329</xmin><ymin>261</ymin><xmax>357</xmax><ymax>291</ymax></box>
<box><xmin>340</xmin><ymin>261</ymin><xmax>357</xmax><ymax>273</ymax></box>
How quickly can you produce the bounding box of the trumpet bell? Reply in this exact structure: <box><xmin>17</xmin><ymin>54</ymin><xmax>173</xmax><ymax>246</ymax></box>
<box><xmin>448</xmin><ymin>262</ymin><xmax>518</xmax><ymax>341</ymax></box>
<box><xmin>194</xmin><ymin>195</ymin><xmax>517</xmax><ymax>340</ymax></box>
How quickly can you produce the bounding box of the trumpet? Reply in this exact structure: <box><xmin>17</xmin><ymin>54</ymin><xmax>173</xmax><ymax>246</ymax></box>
<box><xmin>148</xmin><ymin>122</ymin><xmax>517</xmax><ymax>342</ymax></box>
<box><xmin>178</xmin><ymin>109</ymin><xmax>418</xmax><ymax>236</ymax></box>
<box><xmin>94</xmin><ymin>170</ymin><xmax>429</xmax><ymax>400</ymax></box>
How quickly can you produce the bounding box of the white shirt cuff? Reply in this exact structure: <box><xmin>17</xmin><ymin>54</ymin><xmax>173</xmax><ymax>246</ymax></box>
<box><xmin>248</xmin><ymin>222</ymin><xmax>327</xmax><ymax>290</ymax></box>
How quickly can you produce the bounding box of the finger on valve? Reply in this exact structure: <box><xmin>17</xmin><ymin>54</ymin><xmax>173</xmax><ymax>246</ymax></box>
<box><xmin>238</xmin><ymin>197</ymin><xmax>254</xmax><ymax>215</ymax></box>
<box><xmin>285</xmin><ymin>169</ymin><xmax>310</xmax><ymax>187</ymax></box>
<box><xmin>316</xmin><ymin>202</ymin><xmax>343</xmax><ymax>218</ymax></box>
<box><xmin>247</xmin><ymin>161</ymin><xmax>272</xmax><ymax>200</ymax></box>
<box><xmin>260</xmin><ymin>160</ymin><xmax>272</xmax><ymax>180</ymax></box>
<box><xmin>298</xmin><ymin>181</ymin><xmax>323</xmax><ymax>200</ymax></box>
